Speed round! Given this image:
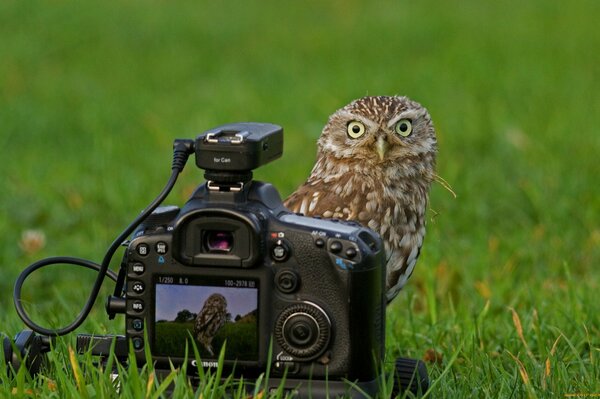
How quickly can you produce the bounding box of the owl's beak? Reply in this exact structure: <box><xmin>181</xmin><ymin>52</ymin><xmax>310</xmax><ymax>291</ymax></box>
<box><xmin>376</xmin><ymin>136</ymin><xmax>388</xmax><ymax>161</ymax></box>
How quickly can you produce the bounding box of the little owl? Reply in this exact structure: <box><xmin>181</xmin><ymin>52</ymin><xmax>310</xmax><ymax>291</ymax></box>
<box><xmin>284</xmin><ymin>96</ymin><xmax>437</xmax><ymax>302</ymax></box>
<box><xmin>194</xmin><ymin>293</ymin><xmax>229</xmax><ymax>356</ymax></box>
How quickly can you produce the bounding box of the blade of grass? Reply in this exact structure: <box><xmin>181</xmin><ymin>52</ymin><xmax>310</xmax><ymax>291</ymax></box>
<box><xmin>507</xmin><ymin>350</ymin><xmax>537</xmax><ymax>399</ymax></box>
<box><xmin>509</xmin><ymin>307</ymin><xmax>535</xmax><ymax>361</ymax></box>
<box><xmin>68</xmin><ymin>346</ymin><xmax>89</xmax><ymax>399</ymax></box>
<box><xmin>420</xmin><ymin>340</ymin><xmax>464</xmax><ymax>399</ymax></box>
<box><xmin>550</xmin><ymin>327</ymin><xmax>591</xmax><ymax>381</ymax></box>
<box><xmin>209</xmin><ymin>341</ymin><xmax>227</xmax><ymax>399</ymax></box>
<box><xmin>150</xmin><ymin>369</ymin><xmax>177</xmax><ymax>399</ymax></box>
<box><xmin>542</xmin><ymin>334</ymin><xmax>562</xmax><ymax>390</ymax></box>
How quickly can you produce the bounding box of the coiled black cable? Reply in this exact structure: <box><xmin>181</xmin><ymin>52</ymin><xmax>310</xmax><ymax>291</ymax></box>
<box><xmin>13</xmin><ymin>139</ymin><xmax>195</xmax><ymax>337</ymax></box>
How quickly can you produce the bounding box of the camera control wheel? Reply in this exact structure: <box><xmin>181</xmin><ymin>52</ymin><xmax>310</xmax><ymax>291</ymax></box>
<box><xmin>275</xmin><ymin>302</ymin><xmax>331</xmax><ymax>360</ymax></box>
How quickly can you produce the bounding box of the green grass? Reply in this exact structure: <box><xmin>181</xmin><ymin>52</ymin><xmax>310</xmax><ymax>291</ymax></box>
<box><xmin>154</xmin><ymin>321</ymin><xmax>257</xmax><ymax>361</ymax></box>
<box><xmin>1</xmin><ymin>0</ymin><xmax>599</xmax><ymax>397</ymax></box>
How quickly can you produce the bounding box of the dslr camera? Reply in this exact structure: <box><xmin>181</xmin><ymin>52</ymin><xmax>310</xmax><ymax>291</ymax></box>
<box><xmin>5</xmin><ymin>122</ymin><xmax>428</xmax><ymax>397</ymax></box>
<box><xmin>108</xmin><ymin>123</ymin><xmax>386</xmax><ymax>395</ymax></box>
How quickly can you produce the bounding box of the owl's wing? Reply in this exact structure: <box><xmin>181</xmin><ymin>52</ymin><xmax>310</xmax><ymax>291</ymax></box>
<box><xmin>286</xmin><ymin>179</ymin><xmax>424</xmax><ymax>303</ymax></box>
<box><xmin>286</xmin><ymin>181</ymin><xmax>396</xmax><ymax>266</ymax></box>
<box><xmin>284</xmin><ymin>174</ymin><xmax>361</xmax><ymax>219</ymax></box>
<box><xmin>195</xmin><ymin>308</ymin><xmax>219</xmax><ymax>332</ymax></box>
<box><xmin>284</xmin><ymin>183</ymin><xmax>323</xmax><ymax>215</ymax></box>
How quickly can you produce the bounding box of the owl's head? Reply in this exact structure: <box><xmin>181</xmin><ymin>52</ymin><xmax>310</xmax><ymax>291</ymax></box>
<box><xmin>205</xmin><ymin>293</ymin><xmax>228</xmax><ymax>311</ymax></box>
<box><xmin>318</xmin><ymin>96</ymin><xmax>437</xmax><ymax>168</ymax></box>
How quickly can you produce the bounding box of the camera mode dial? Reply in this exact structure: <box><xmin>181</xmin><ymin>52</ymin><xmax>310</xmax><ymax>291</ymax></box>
<box><xmin>275</xmin><ymin>302</ymin><xmax>331</xmax><ymax>360</ymax></box>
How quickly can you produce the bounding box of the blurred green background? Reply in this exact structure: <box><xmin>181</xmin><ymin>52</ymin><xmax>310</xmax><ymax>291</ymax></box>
<box><xmin>1</xmin><ymin>0</ymin><xmax>599</xmax><ymax>395</ymax></box>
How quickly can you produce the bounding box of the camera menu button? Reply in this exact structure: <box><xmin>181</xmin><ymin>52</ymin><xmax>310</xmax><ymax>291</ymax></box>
<box><xmin>131</xmin><ymin>262</ymin><xmax>145</xmax><ymax>275</ymax></box>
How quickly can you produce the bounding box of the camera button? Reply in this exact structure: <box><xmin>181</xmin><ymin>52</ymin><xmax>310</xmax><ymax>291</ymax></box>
<box><xmin>272</xmin><ymin>361</ymin><xmax>300</xmax><ymax>376</ymax></box>
<box><xmin>132</xmin><ymin>300</ymin><xmax>144</xmax><ymax>312</ymax></box>
<box><xmin>132</xmin><ymin>337</ymin><xmax>144</xmax><ymax>351</ymax></box>
<box><xmin>271</xmin><ymin>239</ymin><xmax>290</xmax><ymax>262</ymax></box>
<box><xmin>131</xmin><ymin>262</ymin><xmax>145</xmax><ymax>275</ymax></box>
<box><xmin>131</xmin><ymin>281</ymin><xmax>145</xmax><ymax>294</ymax></box>
<box><xmin>345</xmin><ymin>247</ymin><xmax>357</xmax><ymax>259</ymax></box>
<box><xmin>155</xmin><ymin>242</ymin><xmax>168</xmax><ymax>255</ymax></box>
<box><xmin>276</xmin><ymin>270</ymin><xmax>299</xmax><ymax>294</ymax></box>
<box><xmin>315</xmin><ymin>238</ymin><xmax>326</xmax><ymax>248</ymax></box>
<box><xmin>329</xmin><ymin>240</ymin><xmax>343</xmax><ymax>253</ymax></box>
<box><xmin>136</xmin><ymin>243</ymin><xmax>150</xmax><ymax>257</ymax></box>
<box><xmin>132</xmin><ymin>319</ymin><xmax>144</xmax><ymax>331</ymax></box>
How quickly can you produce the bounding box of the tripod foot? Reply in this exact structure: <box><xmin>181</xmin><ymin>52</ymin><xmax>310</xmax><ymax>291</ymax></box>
<box><xmin>392</xmin><ymin>357</ymin><xmax>429</xmax><ymax>397</ymax></box>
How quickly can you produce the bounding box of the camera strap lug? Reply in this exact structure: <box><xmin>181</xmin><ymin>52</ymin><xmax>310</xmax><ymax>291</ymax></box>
<box><xmin>207</xmin><ymin>180</ymin><xmax>244</xmax><ymax>192</ymax></box>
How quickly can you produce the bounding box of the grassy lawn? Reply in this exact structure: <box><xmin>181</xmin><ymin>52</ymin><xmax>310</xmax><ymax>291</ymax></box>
<box><xmin>1</xmin><ymin>0</ymin><xmax>599</xmax><ymax>397</ymax></box>
<box><xmin>154</xmin><ymin>321</ymin><xmax>257</xmax><ymax>361</ymax></box>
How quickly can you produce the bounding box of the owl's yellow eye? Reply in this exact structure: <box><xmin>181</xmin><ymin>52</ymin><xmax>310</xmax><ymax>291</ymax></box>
<box><xmin>347</xmin><ymin>121</ymin><xmax>366</xmax><ymax>138</ymax></box>
<box><xmin>395</xmin><ymin>119</ymin><xmax>413</xmax><ymax>137</ymax></box>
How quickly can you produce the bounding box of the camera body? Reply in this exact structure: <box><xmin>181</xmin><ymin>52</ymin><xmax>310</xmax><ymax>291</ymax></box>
<box><xmin>119</xmin><ymin>123</ymin><xmax>386</xmax><ymax>384</ymax></box>
<box><xmin>6</xmin><ymin>122</ymin><xmax>429</xmax><ymax>397</ymax></box>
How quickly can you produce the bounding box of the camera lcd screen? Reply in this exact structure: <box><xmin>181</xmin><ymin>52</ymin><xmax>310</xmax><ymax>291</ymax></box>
<box><xmin>153</xmin><ymin>276</ymin><xmax>259</xmax><ymax>361</ymax></box>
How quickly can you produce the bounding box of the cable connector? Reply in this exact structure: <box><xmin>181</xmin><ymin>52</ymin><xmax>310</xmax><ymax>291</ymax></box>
<box><xmin>172</xmin><ymin>139</ymin><xmax>195</xmax><ymax>172</ymax></box>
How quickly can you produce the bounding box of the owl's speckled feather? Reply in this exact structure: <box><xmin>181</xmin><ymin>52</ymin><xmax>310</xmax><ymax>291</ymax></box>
<box><xmin>284</xmin><ymin>96</ymin><xmax>437</xmax><ymax>302</ymax></box>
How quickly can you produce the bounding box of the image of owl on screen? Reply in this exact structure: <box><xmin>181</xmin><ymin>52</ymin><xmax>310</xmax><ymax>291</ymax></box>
<box><xmin>193</xmin><ymin>293</ymin><xmax>229</xmax><ymax>356</ymax></box>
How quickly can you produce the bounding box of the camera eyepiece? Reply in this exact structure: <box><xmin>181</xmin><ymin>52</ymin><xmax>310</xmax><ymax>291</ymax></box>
<box><xmin>204</xmin><ymin>231</ymin><xmax>234</xmax><ymax>253</ymax></box>
<box><xmin>172</xmin><ymin>209</ymin><xmax>262</xmax><ymax>268</ymax></box>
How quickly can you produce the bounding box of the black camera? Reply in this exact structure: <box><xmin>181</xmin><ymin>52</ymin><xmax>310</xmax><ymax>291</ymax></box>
<box><xmin>6</xmin><ymin>122</ymin><xmax>428</xmax><ymax>397</ymax></box>
<box><xmin>107</xmin><ymin>123</ymin><xmax>386</xmax><ymax>395</ymax></box>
